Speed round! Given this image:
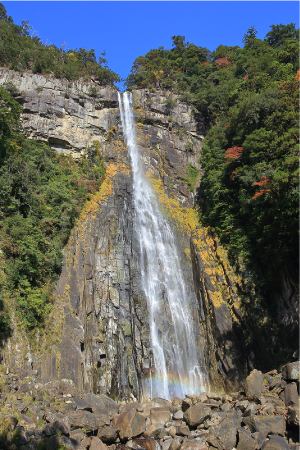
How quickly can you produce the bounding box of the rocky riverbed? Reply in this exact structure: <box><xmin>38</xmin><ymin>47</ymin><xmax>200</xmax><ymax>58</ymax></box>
<box><xmin>0</xmin><ymin>363</ymin><xmax>299</xmax><ymax>450</ymax></box>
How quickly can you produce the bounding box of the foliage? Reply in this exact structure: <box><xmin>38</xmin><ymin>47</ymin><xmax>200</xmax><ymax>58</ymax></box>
<box><xmin>127</xmin><ymin>23</ymin><xmax>299</xmax><ymax>306</ymax></box>
<box><xmin>0</xmin><ymin>87</ymin><xmax>105</xmax><ymax>329</ymax></box>
<box><xmin>0</xmin><ymin>3</ymin><xmax>120</xmax><ymax>85</ymax></box>
<box><xmin>184</xmin><ymin>163</ymin><xmax>199</xmax><ymax>192</ymax></box>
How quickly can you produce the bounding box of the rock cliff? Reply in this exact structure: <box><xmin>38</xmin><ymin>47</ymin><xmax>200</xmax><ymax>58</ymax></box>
<box><xmin>0</xmin><ymin>69</ymin><xmax>297</xmax><ymax>400</ymax></box>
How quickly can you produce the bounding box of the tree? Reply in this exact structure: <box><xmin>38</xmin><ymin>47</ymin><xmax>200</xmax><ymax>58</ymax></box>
<box><xmin>171</xmin><ymin>35</ymin><xmax>187</xmax><ymax>53</ymax></box>
<box><xmin>265</xmin><ymin>23</ymin><xmax>298</xmax><ymax>47</ymax></box>
<box><xmin>242</xmin><ymin>26</ymin><xmax>258</xmax><ymax>48</ymax></box>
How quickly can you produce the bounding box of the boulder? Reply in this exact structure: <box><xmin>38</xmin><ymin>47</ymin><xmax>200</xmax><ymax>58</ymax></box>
<box><xmin>120</xmin><ymin>403</ymin><xmax>144</xmax><ymax>414</ymax></box>
<box><xmin>70</xmin><ymin>429</ymin><xmax>85</xmax><ymax>442</ymax></box>
<box><xmin>99</xmin><ymin>395</ymin><xmax>119</xmax><ymax>415</ymax></box>
<box><xmin>183</xmin><ymin>402</ymin><xmax>211</xmax><ymax>427</ymax></box>
<box><xmin>252</xmin><ymin>415</ymin><xmax>286</xmax><ymax>439</ymax></box>
<box><xmin>18</xmin><ymin>414</ymin><xmax>36</xmax><ymax>431</ymax></box>
<box><xmin>210</xmin><ymin>413</ymin><xmax>242</xmax><ymax>450</ymax></box>
<box><xmin>235</xmin><ymin>400</ymin><xmax>249</xmax><ymax>413</ymax></box>
<box><xmin>263</xmin><ymin>396</ymin><xmax>285</xmax><ymax>408</ymax></box>
<box><xmin>44</xmin><ymin>381</ymin><xmax>61</xmax><ymax>396</ymax></box>
<box><xmin>261</xmin><ymin>435</ymin><xmax>289</xmax><ymax>450</ymax></box>
<box><xmin>180</xmin><ymin>439</ymin><xmax>207</xmax><ymax>450</ymax></box>
<box><xmin>1</xmin><ymin>415</ymin><xmax>18</xmax><ymax>431</ymax></box>
<box><xmin>169</xmin><ymin>438</ymin><xmax>181</xmax><ymax>450</ymax></box>
<box><xmin>72</xmin><ymin>398</ymin><xmax>93</xmax><ymax>411</ymax></box>
<box><xmin>150</xmin><ymin>407</ymin><xmax>171</xmax><ymax>426</ymax></box>
<box><xmin>68</xmin><ymin>410</ymin><xmax>98</xmax><ymax>431</ymax></box>
<box><xmin>60</xmin><ymin>379</ymin><xmax>78</xmax><ymax>396</ymax></box>
<box><xmin>98</xmin><ymin>426</ymin><xmax>119</xmax><ymax>443</ymax></box>
<box><xmin>252</xmin><ymin>431</ymin><xmax>266</xmax><ymax>448</ymax></box>
<box><xmin>176</xmin><ymin>426</ymin><xmax>190</xmax><ymax>437</ymax></box>
<box><xmin>282</xmin><ymin>362</ymin><xmax>300</xmax><ymax>381</ymax></box>
<box><xmin>269</xmin><ymin>376</ymin><xmax>282</xmax><ymax>391</ymax></box>
<box><xmin>93</xmin><ymin>413</ymin><xmax>110</xmax><ymax>427</ymax></box>
<box><xmin>90</xmin><ymin>436</ymin><xmax>107</xmax><ymax>450</ymax></box>
<box><xmin>280</xmin><ymin>383</ymin><xmax>298</xmax><ymax>406</ymax></box>
<box><xmin>236</xmin><ymin>428</ymin><xmax>257</xmax><ymax>450</ymax></box>
<box><xmin>129</xmin><ymin>438</ymin><xmax>158</xmax><ymax>450</ymax></box>
<box><xmin>150</xmin><ymin>398</ymin><xmax>172</xmax><ymax>408</ymax></box>
<box><xmin>49</xmin><ymin>435</ymin><xmax>84</xmax><ymax>450</ymax></box>
<box><xmin>198</xmin><ymin>393</ymin><xmax>208</xmax><ymax>403</ymax></box>
<box><xmin>172</xmin><ymin>410</ymin><xmax>183</xmax><ymax>420</ymax></box>
<box><xmin>115</xmin><ymin>408</ymin><xmax>146</xmax><ymax>440</ymax></box>
<box><xmin>50</xmin><ymin>416</ymin><xmax>71</xmax><ymax>436</ymax></box>
<box><xmin>182</xmin><ymin>398</ymin><xmax>193</xmax><ymax>412</ymax></box>
<box><xmin>143</xmin><ymin>424</ymin><xmax>164</xmax><ymax>439</ymax></box>
<box><xmin>161</xmin><ymin>440</ymin><xmax>173</xmax><ymax>450</ymax></box>
<box><xmin>287</xmin><ymin>406</ymin><xmax>300</xmax><ymax>428</ymax></box>
<box><xmin>81</xmin><ymin>437</ymin><xmax>91</xmax><ymax>448</ymax></box>
<box><xmin>83</xmin><ymin>393</ymin><xmax>107</xmax><ymax>412</ymax></box>
<box><xmin>244</xmin><ymin>369</ymin><xmax>264</xmax><ymax>398</ymax></box>
<box><xmin>172</xmin><ymin>397</ymin><xmax>183</xmax><ymax>406</ymax></box>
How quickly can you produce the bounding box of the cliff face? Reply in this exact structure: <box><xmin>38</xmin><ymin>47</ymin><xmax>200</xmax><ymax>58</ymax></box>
<box><xmin>0</xmin><ymin>70</ymin><xmax>297</xmax><ymax>399</ymax></box>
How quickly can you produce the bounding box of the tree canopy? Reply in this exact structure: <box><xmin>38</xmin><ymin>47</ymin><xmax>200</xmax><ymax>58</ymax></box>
<box><xmin>0</xmin><ymin>3</ymin><xmax>120</xmax><ymax>84</ymax></box>
<box><xmin>126</xmin><ymin>23</ymin><xmax>299</xmax><ymax>307</ymax></box>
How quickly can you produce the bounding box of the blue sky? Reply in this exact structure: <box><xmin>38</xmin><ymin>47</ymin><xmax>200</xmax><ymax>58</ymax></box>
<box><xmin>3</xmin><ymin>1</ymin><xmax>299</xmax><ymax>88</ymax></box>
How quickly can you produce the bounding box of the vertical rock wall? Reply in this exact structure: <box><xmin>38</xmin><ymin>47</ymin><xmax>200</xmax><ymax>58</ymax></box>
<box><xmin>0</xmin><ymin>71</ymin><xmax>297</xmax><ymax>398</ymax></box>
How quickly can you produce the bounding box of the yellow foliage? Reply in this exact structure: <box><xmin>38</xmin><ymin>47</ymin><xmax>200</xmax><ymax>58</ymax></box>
<box><xmin>145</xmin><ymin>171</ymin><xmax>244</xmax><ymax>317</ymax></box>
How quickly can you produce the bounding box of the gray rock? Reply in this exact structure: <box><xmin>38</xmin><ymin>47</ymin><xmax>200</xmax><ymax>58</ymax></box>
<box><xmin>143</xmin><ymin>424</ymin><xmax>164</xmax><ymax>439</ymax></box>
<box><xmin>68</xmin><ymin>410</ymin><xmax>98</xmax><ymax>431</ymax></box>
<box><xmin>180</xmin><ymin>439</ymin><xmax>207</xmax><ymax>450</ymax></box>
<box><xmin>176</xmin><ymin>426</ymin><xmax>190</xmax><ymax>436</ymax></box>
<box><xmin>90</xmin><ymin>436</ymin><xmax>107</xmax><ymax>450</ymax></box>
<box><xmin>260</xmin><ymin>435</ymin><xmax>289</xmax><ymax>450</ymax></box>
<box><xmin>210</xmin><ymin>414</ymin><xmax>242</xmax><ymax>450</ymax></box>
<box><xmin>244</xmin><ymin>370</ymin><xmax>264</xmax><ymax>398</ymax></box>
<box><xmin>115</xmin><ymin>408</ymin><xmax>146</xmax><ymax>440</ymax></box>
<box><xmin>287</xmin><ymin>406</ymin><xmax>300</xmax><ymax>427</ymax></box>
<box><xmin>99</xmin><ymin>395</ymin><xmax>119</xmax><ymax>415</ymax></box>
<box><xmin>183</xmin><ymin>402</ymin><xmax>211</xmax><ymax>427</ymax></box>
<box><xmin>252</xmin><ymin>431</ymin><xmax>266</xmax><ymax>448</ymax></box>
<box><xmin>236</xmin><ymin>428</ymin><xmax>257</xmax><ymax>450</ymax></box>
<box><xmin>49</xmin><ymin>435</ymin><xmax>84</xmax><ymax>450</ymax></box>
<box><xmin>70</xmin><ymin>429</ymin><xmax>85</xmax><ymax>442</ymax></box>
<box><xmin>235</xmin><ymin>400</ymin><xmax>249</xmax><ymax>413</ymax></box>
<box><xmin>169</xmin><ymin>438</ymin><xmax>182</xmax><ymax>450</ymax></box>
<box><xmin>161</xmin><ymin>440</ymin><xmax>173</xmax><ymax>450</ymax></box>
<box><xmin>173</xmin><ymin>410</ymin><xmax>183</xmax><ymax>420</ymax></box>
<box><xmin>72</xmin><ymin>398</ymin><xmax>92</xmax><ymax>411</ymax></box>
<box><xmin>98</xmin><ymin>425</ymin><xmax>119</xmax><ymax>443</ymax></box>
<box><xmin>282</xmin><ymin>362</ymin><xmax>300</xmax><ymax>381</ymax></box>
<box><xmin>281</xmin><ymin>383</ymin><xmax>298</xmax><ymax>406</ymax></box>
<box><xmin>269</xmin><ymin>376</ymin><xmax>282</xmax><ymax>391</ymax></box>
<box><xmin>182</xmin><ymin>398</ymin><xmax>193</xmax><ymax>412</ymax></box>
<box><xmin>252</xmin><ymin>415</ymin><xmax>286</xmax><ymax>439</ymax></box>
<box><xmin>61</xmin><ymin>379</ymin><xmax>78</xmax><ymax>396</ymax></box>
<box><xmin>150</xmin><ymin>407</ymin><xmax>171</xmax><ymax>426</ymax></box>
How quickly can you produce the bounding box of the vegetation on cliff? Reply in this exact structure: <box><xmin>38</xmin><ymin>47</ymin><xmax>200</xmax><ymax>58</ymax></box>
<box><xmin>126</xmin><ymin>25</ymin><xmax>299</xmax><ymax>303</ymax></box>
<box><xmin>0</xmin><ymin>3</ymin><xmax>120</xmax><ymax>84</ymax></box>
<box><xmin>0</xmin><ymin>86</ymin><xmax>105</xmax><ymax>330</ymax></box>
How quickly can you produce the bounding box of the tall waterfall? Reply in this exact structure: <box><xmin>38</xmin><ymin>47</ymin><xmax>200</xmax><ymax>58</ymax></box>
<box><xmin>118</xmin><ymin>92</ymin><xmax>207</xmax><ymax>400</ymax></box>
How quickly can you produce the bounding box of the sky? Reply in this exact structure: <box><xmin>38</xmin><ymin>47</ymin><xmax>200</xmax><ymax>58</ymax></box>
<box><xmin>3</xmin><ymin>1</ymin><xmax>299</xmax><ymax>89</ymax></box>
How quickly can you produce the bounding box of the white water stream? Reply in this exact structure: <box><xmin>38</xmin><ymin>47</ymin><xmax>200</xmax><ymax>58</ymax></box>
<box><xmin>118</xmin><ymin>92</ymin><xmax>207</xmax><ymax>399</ymax></box>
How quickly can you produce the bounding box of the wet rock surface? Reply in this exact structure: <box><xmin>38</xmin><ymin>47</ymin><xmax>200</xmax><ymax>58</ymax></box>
<box><xmin>0</xmin><ymin>367</ymin><xmax>298</xmax><ymax>450</ymax></box>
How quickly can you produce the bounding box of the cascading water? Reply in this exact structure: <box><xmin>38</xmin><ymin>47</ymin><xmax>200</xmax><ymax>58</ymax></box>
<box><xmin>118</xmin><ymin>92</ymin><xmax>208</xmax><ymax>400</ymax></box>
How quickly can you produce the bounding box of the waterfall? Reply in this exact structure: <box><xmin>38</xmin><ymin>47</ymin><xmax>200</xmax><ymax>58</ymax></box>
<box><xmin>118</xmin><ymin>92</ymin><xmax>208</xmax><ymax>400</ymax></box>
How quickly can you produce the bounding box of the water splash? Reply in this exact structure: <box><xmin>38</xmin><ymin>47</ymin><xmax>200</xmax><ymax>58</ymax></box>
<box><xmin>118</xmin><ymin>92</ymin><xmax>208</xmax><ymax>399</ymax></box>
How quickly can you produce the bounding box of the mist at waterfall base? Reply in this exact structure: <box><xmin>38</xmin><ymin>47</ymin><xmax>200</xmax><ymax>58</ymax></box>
<box><xmin>118</xmin><ymin>92</ymin><xmax>208</xmax><ymax>400</ymax></box>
